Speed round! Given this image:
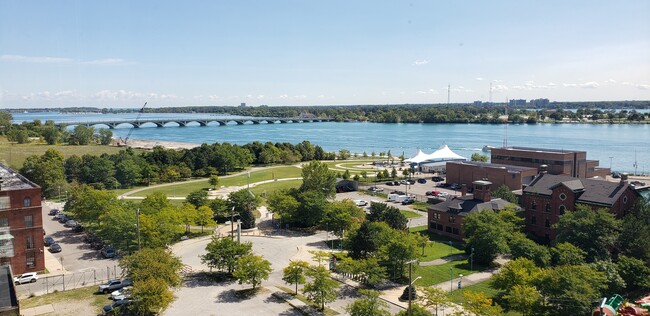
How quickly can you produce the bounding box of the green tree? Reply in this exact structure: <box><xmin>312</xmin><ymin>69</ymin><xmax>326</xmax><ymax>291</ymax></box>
<box><xmin>282</xmin><ymin>260</ymin><xmax>309</xmax><ymax>295</ymax></box>
<box><xmin>69</xmin><ymin>125</ymin><xmax>95</xmax><ymax>145</ymax></box>
<box><xmin>395</xmin><ymin>305</ymin><xmax>435</xmax><ymax>316</ymax></box>
<box><xmin>65</xmin><ymin>184</ymin><xmax>118</xmax><ymax>227</ymax></box>
<box><xmin>119</xmin><ymin>248</ymin><xmax>183</xmax><ymax>288</ymax></box>
<box><xmin>321</xmin><ymin>200</ymin><xmax>365</xmax><ymax>239</ymax></box>
<box><xmin>186</xmin><ymin>189</ymin><xmax>208</xmax><ymax>207</ymax></box>
<box><xmin>98</xmin><ymin>203</ymin><xmax>138</xmax><ymax>253</ymax></box>
<box><xmin>490</xmin><ymin>184</ymin><xmax>518</xmax><ymax>204</ymax></box>
<box><xmin>239</xmin><ymin>207</ymin><xmax>256</xmax><ymax>229</ymax></box>
<box><xmin>98</xmin><ymin>129</ymin><xmax>113</xmax><ymax>145</ymax></box>
<box><xmin>0</xmin><ymin>112</ymin><xmax>11</xmax><ymax>135</ymax></box>
<box><xmin>618</xmin><ymin>201</ymin><xmax>650</xmax><ymax>263</ymax></box>
<box><xmin>138</xmin><ymin>203</ymin><xmax>183</xmax><ymax>248</ymax></box>
<box><xmin>346</xmin><ymin>221</ymin><xmax>393</xmax><ymax>259</ymax></box>
<box><xmin>470</xmin><ymin>153</ymin><xmax>489</xmax><ymax>162</ymax></box>
<box><xmin>346</xmin><ymin>289</ymin><xmax>391</xmax><ymax>316</ymax></box>
<box><xmin>379</xmin><ymin>231</ymin><xmax>418</xmax><ymax>280</ymax></box>
<box><xmin>420</xmin><ymin>287</ymin><xmax>450</xmax><ymax>316</ymax></box>
<box><xmin>534</xmin><ymin>264</ymin><xmax>606</xmax><ymax>316</ymax></box>
<box><xmin>115</xmin><ymin>158</ymin><xmax>142</xmax><ymax>188</ymax></box>
<box><xmin>209</xmin><ymin>175</ymin><xmax>220</xmax><ymax>189</ymax></box>
<box><xmin>200</xmin><ymin>236</ymin><xmax>253</xmax><ymax>273</ymax></box>
<box><xmin>464</xmin><ymin>210</ymin><xmax>512</xmax><ymax>265</ymax></box>
<box><xmin>462</xmin><ymin>291</ymin><xmax>503</xmax><ymax>316</ymax></box>
<box><xmin>616</xmin><ymin>255</ymin><xmax>650</xmax><ymax>292</ymax></box>
<box><xmin>267</xmin><ymin>190</ymin><xmax>300</xmax><ymax>225</ymax></box>
<box><xmin>179</xmin><ymin>203</ymin><xmax>198</xmax><ymax>234</ymax></box>
<box><xmin>589</xmin><ymin>260</ymin><xmax>625</xmax><ymax>294</ymax></box>
<box><xmin>503</xmin><ymin>284</ymin><xmax>541</xmax><ymax>316</ymax></box>
<box><xmin>41</xmin><ymin>125</ymin><xmax>60</xmax><ymax>144</ymax></box>
<box><xmin>299</xmin><ymin>160</ymin><xmax>337</xmax><ymax>198</ymax></box>
<box><xmin>131</xmin><ymin>277</ymin><xmax>174</xmax><ymax>315</ymax></box>
<box><xmin>303</xmin><ymin>265</ymin><xmax>340</xmax><ymax>311</ymax></box>
<box><xmin>555</xmin><ymin>205</ymin><xmax>621</xmax><ymax>262</ymax></box>
<box><xmin>508</xmin><ymin>232</ymin><xmax>551</xmax><ymax>267</ymax></box>
<box><xmin>20</xmin><ymin>149</ymin><xmax>66</xmax><ymax>198</ymax></box>
<box><xmin>338</xmin><ymin>149</ymin><xmax>351</xmax><ymax>160</ymax></box>
<box><xmin>550</xmin><ymin>242</ymin><xmax>586</xmax><ymax>266</ymax></box>
<box><xmin>195</xmin><ymin>205</ymin><xmax>216</xmax><ymax>233</ymax></box>
<box><xmin>491</xmin><ymin>258</ymin><xmax>541</xmax><ymax>293</ymax></box>
<box><xmin>233</xmin><ymin>254</ymin><xmax>272</xmax><ymax>289</ymax></box>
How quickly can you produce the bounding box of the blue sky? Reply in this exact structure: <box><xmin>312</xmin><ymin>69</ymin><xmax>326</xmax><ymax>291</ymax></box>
<box><xmin>1</xmin><ymin>1</ymin><xmax>649</xmax><ymax>108</ymax></box>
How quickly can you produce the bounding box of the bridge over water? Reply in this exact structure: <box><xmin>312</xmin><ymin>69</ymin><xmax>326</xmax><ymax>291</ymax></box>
<box><xmin>58</xmin><ymin>116</ymin><xmax>334</xmax><ymax>129</ymax></box>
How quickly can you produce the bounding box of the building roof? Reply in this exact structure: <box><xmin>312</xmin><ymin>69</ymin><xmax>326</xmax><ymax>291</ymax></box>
<box><xmin>0</xmin><ymin>163</ymin><xmax>38</xmax><ymax>191</ymax></box>
<box><xmin>430</xmin><ymin>195</ymin><xmax>520</xmax><ymax>216</ymax></box>
<box><xmin>498</xmin><ymin>146</ymin><xmax>585</xmax><ymax>155</ymax></box>
<box><xmin>447</xmin><ymin>160</ymin><xmax>536</xmax><ymax>173</ymax></box>
<box><xmin>524</xmin><ymin>173</ymin><xmax>635</xmax><ymax>206</ymax></box>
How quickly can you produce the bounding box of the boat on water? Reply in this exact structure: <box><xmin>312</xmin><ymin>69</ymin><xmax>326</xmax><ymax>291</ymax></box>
<box><xmin>482</xmin><ymin>145</ymin><xmax>495</xmax><ymax>152</ymax></box>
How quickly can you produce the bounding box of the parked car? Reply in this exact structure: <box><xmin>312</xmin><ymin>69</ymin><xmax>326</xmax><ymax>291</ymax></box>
<box><xmin>58</xmin><ymin>215</ymin><xmax>70</xmax><ymax>223</ymax></box>
<box><xmin>48</xmin><ymin>209</ymin><xmax>60</xmax><ymax>216</ymax></box>
<box><xmin>399</xmin><ymin>180</ymin><xmax>409</xmax><ymax>185</ymax></box>
<box><xmin>49</xmin><ymin>243</ymin><xmax>62</xmax><ymax>253</ymax></box>
<box><xmin>611</xmin><ymin>171</ymin><xmax>621</xmax><ymax>178</ymax></box>
<box><xmin>72</xmin><ymin>224</ymin><xmax>85</xmax><ymax>233</ymax></box>
<box><xmin>431</xmin><ymin>176</ymin><xmax>444</xmax><ymax>182</ymax></box>
<box><xmin>354</xmin><ymin>200</ymin><xmax>368</xmax><ymax>207</ymax></box>
<box><xmin>438</xmin><ymin>192</ymin><xmax>450</xmax><ymax>198</ymax></box>
<box><xmin>101</xmin><ymin>246</ymin><xmax>116</xmax><ymax>259</ymax></box>
<box><xmin>401</xmin><ymin>197</ymin><xmax>415</xmax><ymax>205</ymax></box>
<box><xmin>417</xmin><ymin>178</ymin><xmax>427</xmax><ymax>184</ymax></box>
<box><xmin>99</xmin><ymin>279</ymin><xmax>133</xmax><ymax>294</ymax></box>
<box><xmin>111</xmin><ymin>287</ymin><xmax>133</xmax><ymax>301</ymax></box>
<box><xmin>103</xmin><ymin>299</ymin><xmax>133</xmax><ymax>314</ymax></box>
<box><xmin>64</xmin><ymin>219</ymin><xmax>78</xmax><ymax>227</ymax></box>
<box><xmin>54</xmin><ymin>213</ymin><xmax>66</xmax><ymax>220</ymax></box>
<box><xmin>44</xmin><ymin>236</ymin><xmax>55</xmax><ymax>246</ymax></box>
<box><xmin>14</xmin><ymin>272</ymin><xmax>38</xmax><ymax>285</ymax></box>
<box><xmin>91</xmin><ymin>240</ymin><xmax>106</xmax><ymax>250</ymax></box>
<box><xmin>368</xmin><ymin>186</ymin><xmax>384</xmax><ymax>192</ymax></box>
<box><xmin>407</xmin><ymin>179</ymin><xmax>416</xmax><ymax>185</ymax></box>
<box><xmin>449</xmin><ymin>183</ymin><xmax>461</xmax><ymax>190</ymax></box>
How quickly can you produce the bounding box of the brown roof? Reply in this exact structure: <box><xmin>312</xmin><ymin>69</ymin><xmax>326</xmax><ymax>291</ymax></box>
<box><xmin>524</xmin><ymin>173</ymin><xmax>636</xmax><ymax>207</ymax></box>
<box><xmin>430</xmin><ymin>195</ymin><xmax>520</xmax><ymax>216</ymax></box>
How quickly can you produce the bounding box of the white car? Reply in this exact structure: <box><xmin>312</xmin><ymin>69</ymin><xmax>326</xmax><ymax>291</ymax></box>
<box><xmin>354</xmin><ymin>200</ymin><xmax>368</xmax><ymax>206</ymax></box>
<box><xmin>111</xmin><ymin>286</ymin><xmax>132</xmax><ymax>300</ymax></box>
<box><xmin>14</xmin><ymin>272</ymin><xmax>38</xmax><ymax>285</ymax></box>
<box><xmin>438</xmin><ymin>192</ymin><xmax>450</xmax><ymax>198</ymax></box>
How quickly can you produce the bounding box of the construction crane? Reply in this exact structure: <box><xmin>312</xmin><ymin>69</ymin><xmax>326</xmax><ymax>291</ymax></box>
<box><xmin>118</xmin><ymin>102</ymin><xmax>147</xmax><ymax>146</ymax></box>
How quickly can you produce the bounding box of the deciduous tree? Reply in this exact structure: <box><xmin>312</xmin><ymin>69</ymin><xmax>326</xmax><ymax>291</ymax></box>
<box><xmin>555</xmin><ymin>204</ymin><xmax>621</xmax><ymax>262</ymax></box>
<box><xmin>346</xmin><ymin>289</ymin><xmax>391</xmax><ymax>316</ymax></box>
<box><xmin>303</xmin><ymin>265</ymin><xmax>340</xmax><ymax>311</ymax></box>
<box><xmin>282</xmin><ymin>260</ymin><xmax>309</xmax><ymax>295</ymax></box>
<box><xmin>200</xmin><ymin>236</ymin><xmax>252</xmax><ymax>273</ymax></box>
<box><xmin>233</xmin><ymin>254</ymin><xmax>272</xmax><ymax>289</ymax></box>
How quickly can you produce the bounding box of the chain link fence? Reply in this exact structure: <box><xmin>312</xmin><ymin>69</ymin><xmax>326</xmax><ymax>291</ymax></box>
<box><xmin>16</xmin><ymin>265</ymin><xmax>123</xmax><ymax>297</ymax></box>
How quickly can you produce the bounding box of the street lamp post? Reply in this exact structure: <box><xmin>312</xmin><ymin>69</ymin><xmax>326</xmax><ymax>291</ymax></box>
<box><xmin>406</xmin><ymin>259</ymin><xmax>420</xmax><ymax>316</ymax></box>
<box><xmin>450</xmin><ymin>266</ymin><xmax>453</xmax><ymax>292</ymax></box>
<box><xmin>459</xmin><ymin>274</ymin><xmax>464</xmax><ymax>305</ymax></box>
<box><xmin>470</xmin><ymin>247</ymin><xmax>474</xmax><ymax>272</ymax></box>
<box><xmin>449</xmin><ymin>240</ymin><xmax>453</xmax><ymax>257</ymax></box>
<box><xmin>230</xmin><ymin>206</ymin><xmax>238</xmax><ymax>240</ymax></box>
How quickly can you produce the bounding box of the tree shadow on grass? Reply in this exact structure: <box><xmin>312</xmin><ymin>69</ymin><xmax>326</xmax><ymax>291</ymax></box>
<box><xmin>215</xmin><ymin>287</ymin><xmax>263</xmax><ymax>303</ymax></box>
<box><xmin>183</xmin><ymin>272</ymin><xmax>237</xmax><ymax>288</ymax></box>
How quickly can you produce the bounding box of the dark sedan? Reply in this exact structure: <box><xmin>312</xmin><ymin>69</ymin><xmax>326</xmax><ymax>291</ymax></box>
<box><xmin>49</xmin><ymin>243</ymin><xmax>62</xmax><ymax>253</ymax></box>
<box><xmin>44</xmin><ymin>236</ymin><xmax>55</xmax><ymax>246</ymax></box>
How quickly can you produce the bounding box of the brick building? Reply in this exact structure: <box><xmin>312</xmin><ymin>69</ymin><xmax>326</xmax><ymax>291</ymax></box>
<box><xmin>428</xmin><ymin>180</ymin><xmax>521</xmax><ymax>240</ymax></box>
<box><xmin>445</xmin><ymin>161</ymin><xmax>538</xmax><ymax>191</ymax></box>
<box><xmin>522</xmin><ymin>172</ymin><xmax>639</xmax><ymax>241</ymax></box>
<box><xmin>491</xmin><ymin>147</ymin><xmax>610</xmax><ymax>178</ymax></box>
<box><xmin>0</xmin><ymin>163</ymin><xmax>45</xmax><ymax>274</ymax></box>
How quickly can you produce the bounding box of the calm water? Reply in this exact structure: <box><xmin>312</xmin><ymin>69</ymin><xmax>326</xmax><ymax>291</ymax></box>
<box><xmin>11</xmin><ymin>112</ymin><xmax>650</xmax><ymax>174</ymax></box>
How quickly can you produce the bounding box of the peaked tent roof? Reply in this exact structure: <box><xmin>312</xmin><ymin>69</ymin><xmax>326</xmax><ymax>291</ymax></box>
<box><xmin>426</xmin><ymin>145</ymin><xmax>466</xmax><ymax>161</ymax></box>
<box><xmin>406</xmin><ymin>149</ymin><xmax>431</xmax><ymax>163</ymax></box>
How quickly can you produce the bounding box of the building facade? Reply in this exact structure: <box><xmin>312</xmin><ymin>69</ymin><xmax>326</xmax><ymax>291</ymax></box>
<box><xmin>491</xmin><ymin>146</ymin><xmax>610</xmax><ymax>178</ymax></box>
<box><xmin>522</xmin><ymin>173</ymin><xmax>639</xmax><ymax>241</ymax></box>
<box><xmin>427</xmin><ymin>180</ymin><xmax>521</xmax><ymax>240</ymax></box>
<box><xmin>0</xmin><ymin>164</ymin><xmax>45</xmax><ymax>274</ymax></box>
<box><xmin>445</xmin><ymin>161</ymin><xmax>538</xmax><ymax>191</ymax></box>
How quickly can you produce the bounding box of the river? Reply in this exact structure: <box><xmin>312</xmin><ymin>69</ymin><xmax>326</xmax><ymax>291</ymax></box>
<box><xmin>11</xmin><ymin>112</ymin><xmax>650</xmax><ymax>175</ymax></box>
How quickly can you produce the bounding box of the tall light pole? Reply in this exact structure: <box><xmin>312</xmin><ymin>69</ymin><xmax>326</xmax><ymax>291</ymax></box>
<box><xmin>470</xmin><ymin>247</ymin><xmax>474</xmax><ymax>272</ymax></box>
<box><xmin>230</xmin><ymin>206</ymin><xmax>237</xmax><ymax>240</ymax></box>
<box><xmin>459</xmin><ymin>274</ymin><xmax>464</xmax><ymax>305</ymax></box>
<box><xmin>406</xmin><ymin>259</ymin><xmax>420</xmax><ymax>316</ymax></box>
<box><xmin>450</xmin><ymin>266</ymin><xmax>453</xmax><ymax>292</ymax></box>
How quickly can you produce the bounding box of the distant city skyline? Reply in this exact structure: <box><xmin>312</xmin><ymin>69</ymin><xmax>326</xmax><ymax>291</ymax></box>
<box><xmin>1</xmin><ymin>1</ymin><xmax>649</xmax><ymax>108</ymax></box>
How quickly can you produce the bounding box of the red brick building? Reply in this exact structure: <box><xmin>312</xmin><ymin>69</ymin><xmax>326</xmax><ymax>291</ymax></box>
<box><xmin>0</xmin><ymin>164</ymin><xmax>45</xmax><ymax>274</ymax></box>
<box><xmin>445</xmin><ymin>161</ymin><xmax>538</xmax><ymax>191</ymax></box>
<box><xmin>522</xmin><ymin>172</ymin><xmax>639</xmax><ymax>241</ymax></box>
<box><xmin>427</xmin><ymin>180</ymin><xmax>521</xmax><ymax>240</ymax></box>
<box><xmin>491</xmin><ymin>147</ymin><xmax>610</xmax><ymax>178</ymax></box>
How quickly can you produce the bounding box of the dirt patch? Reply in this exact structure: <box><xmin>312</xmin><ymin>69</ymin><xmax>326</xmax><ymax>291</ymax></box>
<box><xmin>22</xmin><ymin>300</ymin><xmax>97</xmax><ymax>316</ymax></box>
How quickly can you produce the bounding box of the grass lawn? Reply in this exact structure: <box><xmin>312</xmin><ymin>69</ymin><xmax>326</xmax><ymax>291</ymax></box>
<box><xmin>416</xmin><ymin>240</ymin><xmax>465</xmax><ymax>262</ymax></box>
<box><xmin>412</xmin><ymin>259</ymin><xmax>487</xmax><ymax>287</ymax></box>
<box><xmin>19</xmin><ymin>285</ymin><xmax>106</xmax><ymax>313</ymax></box>
<box><xmin>401</xmin><ymin>210</ymin><xmax>422</xmax><ymax>219</ymax></box>
<box><xmin>0</xmin><ymin>137</ymin><xmax>143</xmax><ymax>170</ymax></box>
<box><xmin>130</xmin><ymin>166</ymin><xmax>302</xmax><ymax>197</ymax></box>
<box><xmin>446</xmin><ymin>281</ymin><xmax>521</xmax><ymax>316</ymax></box>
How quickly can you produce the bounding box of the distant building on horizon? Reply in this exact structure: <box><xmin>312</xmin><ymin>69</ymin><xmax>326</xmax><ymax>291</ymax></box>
<box><xmin>530</xmin><ymin>98</ymin><xmax>550</xmax><ymax>107</ymax></box>
<box><xmin>509</xmin><ymin>99</ymin><xmax>526</xmax><ymax>106</ymax></box>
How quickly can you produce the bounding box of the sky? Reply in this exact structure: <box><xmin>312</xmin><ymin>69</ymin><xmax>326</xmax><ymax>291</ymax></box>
<box><xmin>1</xmin><ymin>1</ymin><xmax>649</xmax><ymax>108</ymax></box>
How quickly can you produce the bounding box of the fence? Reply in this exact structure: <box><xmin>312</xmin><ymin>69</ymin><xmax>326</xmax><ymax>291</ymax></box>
<box><xmin>16</xmin><ymin>265</ymin><xmax>123</xmax><ymax>298</ymax></box>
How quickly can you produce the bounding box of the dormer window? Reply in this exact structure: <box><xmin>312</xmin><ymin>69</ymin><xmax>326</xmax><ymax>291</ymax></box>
<box><xmin>531</xmin><ymin>201</ymin><xmax>537</xmax><ymax>210</ymax></box>
<box><xmin>623</xmin><ymin>196</ymin><xmax>628</xmax><ymax>204</ymax></box>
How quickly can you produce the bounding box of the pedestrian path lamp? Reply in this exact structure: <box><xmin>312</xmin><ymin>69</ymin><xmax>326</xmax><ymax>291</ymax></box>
<box><xmin>405</xmin><ymin>259</ymin><xmax>421</xmax><ymax>316</ymax></box>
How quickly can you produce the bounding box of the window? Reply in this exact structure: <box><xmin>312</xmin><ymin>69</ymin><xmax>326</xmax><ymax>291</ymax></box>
<box><xmin>26</xmin><ymin>253</ymin><xmax>35</xmax><ymax>267</ymax></box>
<box><xmin>531</xmin><ymin>216</ymin><xmax>536</xmax><ymax>225</ymax></box>
<box><xmin>623</xmin><ymin>196</ymin><xmax>628</xmax><ymax>204</ymax></box>
<box><xmin>559</xmin><ymin>193</ymin><xmax>566</xmax><ymax>201</ymax></box>
<box><xmin>559</xmin><ymin>205</ymin><xmax>566</xmax><ymax>215</ymax></box>
<box><xmin>437</xmin><ymin>224</ymin><xmax>443</xmax><ymax>231</ymax></box>
<box><xmin>452</xmin><ymin>228</ymin><xmax>460</xmax><ymax>235</ymax></box>
<box><xmin>0</xmin><ymin>197</ymin><xmax>9</xmax><ymax>209</ymax></box>
<box><xmin>445</xmin><ymin>226</ymin><xmax>452</xmax><ymax>233</ymax></box>
<box><xmin>449</xmin><ymin>216</ymin><xmax>456</xmax><ymax>223</ymax></box>
<box><xmin>545</xmin><ymin>203</ymin><xmax>551</xmax><ymax>212</ymax></box>
<box><xmin>531</xmin><ymin>201</ymin><xmax>537</xmax><ymax>210</ymax></box>
<box><xmin>26</xmin><ymin>235</ymin><xmax>34</xmax><ymax>250</ymax></box>
<box><xmin>24</xmin><ymin>215</ymin><xmax>33</xmax><ymax>228</ymax></box>
<box><xmin>545</xmin><ymin>218</ymin><xmax>551</xmax><ymax>228</ymax></box>
<box><xmin>23</xmin><ymin>197</ymin><xmax>31</xmax><ymax>207</ymax></box>
<box><xmin>0</xmin><ymin>218</ymin><xmax>7</xmax><ymax>227</ymax></box>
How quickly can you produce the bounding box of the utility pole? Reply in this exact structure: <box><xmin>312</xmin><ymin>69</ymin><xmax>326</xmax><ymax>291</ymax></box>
<box><xmin>406</xmin><ymin>259</ymin><xmax>420</xmax><ymax>316</ymax></box>
<box><xmin>230</xmin><ymin>206</ymin><xmax>237</xmax><ymax>240</ymax></box>
<box><xmin>136</xmin><ymin>208</ymin><xmax>141</xmax><ymax>250</ymax></box>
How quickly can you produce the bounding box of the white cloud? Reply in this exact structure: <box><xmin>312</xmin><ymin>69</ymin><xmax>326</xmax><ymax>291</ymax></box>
<box><xmin>475</xmin><ymin>77</ymin><xmax>484</xmax><ymax>81</ymax></box>
<box><xmin>622</xmin><ymin>82</ymin><xmax>650</xmax><ymax>90</ymax></box>
<box><xmin>491</xmin><ymin>85</ymin><xmax>509</xmax><ymax>92</ymax></box>
<box><xmin>257</xmin><ymin>95</ymin><xmax>265</xmax><ymax>99</ymax></box>
<box><xmin>547</xmin><ymin>82</ymin><xmax>557</xmax><ymax>87</ymax></box>
<box><xmin>1</xmin><ymin>54</ymin><xmax>73</xmax><ymax>63</ymax></box>
<box><xmin>279</xmin><ymin>94</ymin><xmax>289</xmax><ymax>99</ymax></box>
<box><xmin>79</xmin><ymin>58</ymin><xmax>126</xmax><ymax>65</ymax></box>
<box><xmin>416</xmin><ymin>91</ymin><xmax>427</xmax><ymax>94</ymax></box>
<box><xmin>412</xmin><ymin>59</ymin><xmax>429</xmax><ymax>66</ymax></box>
<box><xmin>317</xmin><ymin>95</ymin><xmax>325</xmax><ymax>99</ymax></box>
<box><xmin>563</xmin><ymin>82</ymin><xmax>600</xmax><ymax>88</ymax></box>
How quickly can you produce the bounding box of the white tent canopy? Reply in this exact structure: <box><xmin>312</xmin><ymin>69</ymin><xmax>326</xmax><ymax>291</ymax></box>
<box><xmin>406</xmin><ymin>145</ymin><xmax>467</xmax><ymax>164</ymax></box>
<box><xmin>405</xmin><ymin>149</ymin><xmax>430</xmax><ymax>163</ymax></box>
